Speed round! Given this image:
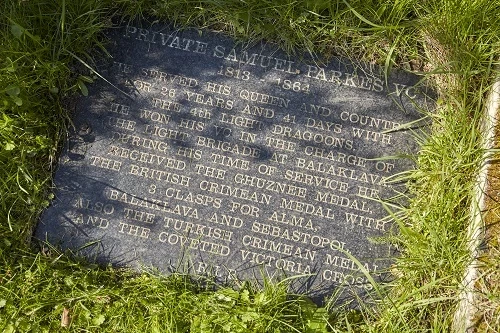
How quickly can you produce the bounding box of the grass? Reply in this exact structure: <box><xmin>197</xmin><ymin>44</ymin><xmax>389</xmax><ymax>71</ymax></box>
<box><xmin>2</xmin><ymin>249</ymin><xmax>329</xmax><ymax>332</ymax></box>
<box><xmin>1</xmin><ymin>0</ymin><xmax>500</xmax><ymax>331</ymax></box>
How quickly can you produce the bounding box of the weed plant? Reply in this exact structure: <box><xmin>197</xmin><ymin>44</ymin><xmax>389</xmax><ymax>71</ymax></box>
<box><xmin>1</xmin><ymin>0</ymin><xmax>500</xmax><ymax>331</ymax></box>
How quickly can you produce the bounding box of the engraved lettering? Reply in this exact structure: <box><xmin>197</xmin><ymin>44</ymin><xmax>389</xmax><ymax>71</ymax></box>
<box><xmin>272</xmin><ymin>124</ymin><xmax>348</xmax><ymax>147</ymax></box>
<box><xmin>340</xmin><ymin>111</ymin><xmax>400</xmax><ymax>130</ymax></box>
<box><xmin>195</xmin><ymin>164</ymin><xmax>226</xmax><ymax>180</ymax></box>
<box><xmin>118</xmin><ymin>221</ymin><xmax>150</xmax><ymax>238</ymax></box>
<box><xmin>234</xmin><ymin>173</ymin><xmax>307</xmax><ymax>198</ymax></box>
<box><xmin>303</xmin><ymin>147</ymin><xmax>364</xmax><ymax>166</ymax></box>
<box><xmin>129</xmin><ymin>164</ymin><xmax>191</xmax><ymax>186</ymax></box>
<box><xmin>74</xmin><ymin>213</ymin><xmax>109</xmax><ymax>229</ymax></box>
<box><xmin>124</xmin><ymin>207</ymin><xmax>156</xmax><ymax>224</ymax></box>
<box><xmin>212</xmin><ymin>47</ymin><xmax>297</xmax><ymax>74</ymax></box>
<box><xmin>220</xmin><ymin>112</ymin><xmax>263</xmax><ymax>130</ymax></box>
<box><xmin>140</xmin><ymin>109</ymin><xmax>170</xmax><ymax>124</ymax></box>
<box><xmin>196</xmin><ymin>136</ymin><xmax>261</xmax><ymax>158</ymax></box>
<box><xmin>264</xmin><ymin>136</ymin><xmax>296</xmax><ymax>152</ymax></box>
<box><xmin>107</xmin><ymin>116</ymin><xmax>136</xmax><ymax>131</ymax></box>
<box><xmin>211</xmin><ymin>153</ymin><xmax>250</xmax><ymax>170</ymax></box>
<box><xmin>345</xmin><ymin>213</ymin><xmax>389</xmax><ymax>231</ymax></box>
<box><xmin>89</xmin><ymin>155</ymin><xmax>122</xmax><ymax>171</ymax></box>
<box><xmin>314</xmin><ymin>191</ymin><xmax>371</xmax><ymax>213</ymax></box>
<box><xmin>280</xmin><ymin>198</ymin><xmax>335</xmax><ymax>220</ymax></box>
<box><xmin>111</xmin><ymin>132</ymin><xmax>170</xmax><ymax>153</ymax></box>
<box><xmin>163</xmin><ymin>217</ymin><xmax>233</xmax><ymax>242</ymax></box>
<box><xmin>144</xmin><ymin>124</ymin><xmax>189</xmax><ymax>142</ymax></box>
<box><xmin>239</xmin><ymin>89</ymin><xmax>289</xmax><ymax>108</ymax></box>
<box><xmin>240</xmin><ymin>104</ymin><xmax>274</xmax><ymax>118</ymax></box>
<box><xmin>229</xmin><ymin>201</ymin><xmax>260</xmax><ymax>217</ymax></box>
<box><xmin>176</xmin><ymin>146</ymin><xmax>202</xmax><ymax>160</ymax></box>
<box><xmin>73</xmin><ymin>196</ymin><xmax>114</xmax><ymax>215</ymax></box>
<box><xmin>158</xmin><ymin>232</ymin><xmax>230</xmax><ymax>256</ymax></box>
<box><xmin>152</xmin><ymin>98</ymin><xmax>181</xmax><ymax>112</ymax></box>
<box><xmin>200</xmin><ymin>180</ymin><xmax>271</xmax><ymax>204</ymax></box>
<box><xmin>185</xmin><ymin>91</ymin><xmax>234</xmax><ymax>110</ymax></box>
<box><xmin>165</xmin><ymin>188</ymin><xmax>222</xmax><ymax>208</ymax></box>
<box><xmin>209</xmin><ymin>212</ymin><xmax>244</xmax><ymax>228</ymax></box>
<box><xmin>110</xmin><ymin>102</ymin><xmax>130</xmax><ymax>115</ymax></box>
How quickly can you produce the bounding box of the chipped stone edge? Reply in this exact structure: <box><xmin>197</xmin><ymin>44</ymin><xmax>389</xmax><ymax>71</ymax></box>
<box><xmin>453</xmin><ymin>78</ymin><xmax>500</xmax><ymax>332</ymax></box>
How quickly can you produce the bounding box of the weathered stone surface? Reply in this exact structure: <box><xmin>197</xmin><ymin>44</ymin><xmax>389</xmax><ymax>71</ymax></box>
<box><xmin>35</xmin><ymin>21</ymin><xmax>433</xmax><ymax>303</ymax></box>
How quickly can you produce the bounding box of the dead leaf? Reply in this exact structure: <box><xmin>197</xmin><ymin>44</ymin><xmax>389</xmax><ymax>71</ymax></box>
<box><xmin>61</xmin><ymin>307</ymin><xmax>71</xmax><ymax>328</ymax></box>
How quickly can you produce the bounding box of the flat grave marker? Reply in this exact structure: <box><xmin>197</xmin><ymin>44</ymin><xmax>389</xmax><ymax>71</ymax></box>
<box><xmin>36</xmin><ymin>21</ymin><xmax>433</xmax><ymax>303</ymax></box>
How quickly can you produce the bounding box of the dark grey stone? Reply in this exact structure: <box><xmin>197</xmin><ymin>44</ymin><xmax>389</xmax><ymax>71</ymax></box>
<box><xmin>35</xmin><ymin>21</ymin><xmax>434</xmax><ymax>304</ymax></box>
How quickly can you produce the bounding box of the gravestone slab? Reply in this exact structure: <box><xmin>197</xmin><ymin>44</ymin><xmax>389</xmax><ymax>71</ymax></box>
<box><xmin>36</xmin><ymin>21</ymin><xmax>433</xmax><ymax>303</ymax></box>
